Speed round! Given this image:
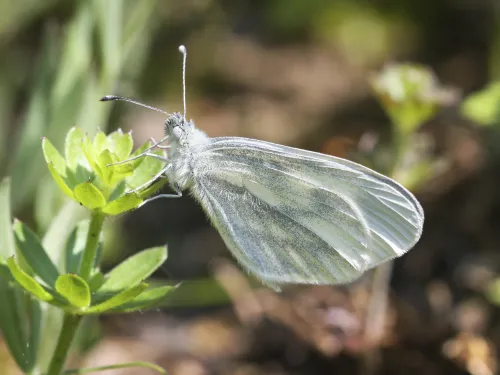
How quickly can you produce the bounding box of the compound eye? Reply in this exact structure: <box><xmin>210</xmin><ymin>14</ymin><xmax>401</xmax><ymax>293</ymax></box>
<box><xmin>172</xmin><ymin>126</ymin><xmax>183</xmax><ymax>139</ymax></box>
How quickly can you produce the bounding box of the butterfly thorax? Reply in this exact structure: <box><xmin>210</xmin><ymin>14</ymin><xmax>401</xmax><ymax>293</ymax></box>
<box><xmin>164</xmin><ymin>113</ymin><xmax>210</xmax><ymax>191</ymax></box>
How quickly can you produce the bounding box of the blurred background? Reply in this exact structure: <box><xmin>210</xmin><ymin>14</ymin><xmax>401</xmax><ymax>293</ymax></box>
<box><xmin>2</xmin><ymin>0</ymin><xmax>500</xmax><ymax>374</ymax></box>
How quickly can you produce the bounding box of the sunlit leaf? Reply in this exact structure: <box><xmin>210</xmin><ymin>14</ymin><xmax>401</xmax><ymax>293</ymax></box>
<box><xmin>73</xmin><ymin>182</ymin><xmax>106</xmax><ymax>209</ymax></box>
<box><xmin>13</xmin><ymin>220</ymin><xmax>59</xmax><ymax>287</ymax></box>
<box><xmin>102</xmin><ymin>193</ymin><xmax>142</xmax><ymax>215</ymax></box>
<box><xmin>110</xmin><ymin>285</ymin><xmax>174</xmax><ymax>312</ymax></box>
<box><xmin>6</xmin><ymin>257</ymin><xmax>54</xmax><ymax>302</ymax></box>
<box><xmin>100</xmin><ymin>246</ymin><xmax>167</xmax><ymax>292</ymax></box>
<box><xmin>84</xmin><ymin>283</ymin><xmax>148</xmax><ymax>314</ymax></box>
<box><xmin>56</xmin><ymin>274</ymin><xmax>91</xmax><ymax>309</ymax></box>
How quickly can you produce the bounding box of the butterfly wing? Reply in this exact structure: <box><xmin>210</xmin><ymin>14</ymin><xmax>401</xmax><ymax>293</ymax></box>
<box><xmin>190</xmin><ymin>137</ymin><xmax>424</xmax><ymax>285</ymax></box>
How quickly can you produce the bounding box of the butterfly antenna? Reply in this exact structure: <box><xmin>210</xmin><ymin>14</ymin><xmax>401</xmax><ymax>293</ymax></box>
<box><xmin>99</xmin><ymin>95</ymin><xmax>169</xmax><ymax>115</ymax></box>
<box><xmin>179</xmin><ymin>45</ymin><xmax>187</xmax><ymax>119</ymax></box>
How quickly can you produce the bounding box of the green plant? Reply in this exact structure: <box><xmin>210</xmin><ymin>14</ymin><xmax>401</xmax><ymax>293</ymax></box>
<box><xmin>0</xmin><ymin>129</ymin><xmax>174</xmax><ymax>375</ymax></box>
<box><xmin>362</xmin><ymin>63</ymin><xmax>455</xmax><ymax>372</ymax></box>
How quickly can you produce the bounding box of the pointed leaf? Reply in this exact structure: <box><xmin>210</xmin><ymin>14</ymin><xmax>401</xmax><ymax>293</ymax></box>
<box><xmin>101</xmin><ymin>246</ymin><xmax>167</xmax><ymax>291</ymax></box>
<box><xmin>93</xmin><ymin>131</ymin><xmax>108</xmax><ymax>154</ymax></box>
<box><xmin>74</xmin><ymin>182</ymin><xmax>106</xmax><ymax>209</ymax></box>
<box><xmin>46</xmin><ymin>162</ymin><xmax>75</xmax><ymax>199</ymax></box>
<box><xmin>138</xmin><ymin>178</ymin><xmax>168</xmax><ymax>199</ymax></box>
<box><xmin>88</xmin><ymin>271</ymin><xmax>105</xmax><ymax>292</ymax></box>
<box><xmin>13</xmin><ymin>220</ymin><xmax>60</xmax><ymax>287</ymax></box>
<box><xmin>0</xmin><ymin>261</ymin><xmax>12</xmax><ymax>281</ymax></box>
<box><xmin>97</xmin><ymin>149</ymin><xmax>114</xmax><ymax>183</ymax></box>
<box><xmin>461</xmin><ymin>82</ymin><xmax>500</xmax><ymax>126</ymax></box>
<box><xmin>0</xmin><ymin>178</ymin><xmax>33</xmax><ymax>371</ymax></box>
<box><xmin>42</xmin><ymin>200</ymin><xmax>88</xmax><ymax>270</ymax></box>
<box><xmin>65</xmin><ymin>127</ymin><xmax>90</xmax><ymax>170</ymax></box>
<box><xmin>85</xmin><ymin>283</ymin><xmax>148</xmax><ymax>314</ymax></box>
<box><xmin>107</xmin><ymin>180</ymin><xmax>126</xmax><ymax>202</ymax></box>
<box><xmin>56</xmin><ymin>274</ymin><xmax>91</xmax><ymax>308</ymax></box>
<box><xmin>42</xmin><ymin>137</ymin><xmax>68</xmax><ymax>176</ymax></box>
<box><xmin>65</xmin><ymin>220</ymin><xmax>90</xmax><ymax>274</ymax></box>
<box><xmin>0</xmin><ymin>277</ymin><xmax>31</xmax><ymax>371</ymax></box>
<box><xmin>6</xmin><ymin>257</ymin><xmax>54</xmax><ymax>301</ymax></box>
<box><xmin>27</xmin><ymin>299</ymin><xmax>42</xmax><ymax>370</ymax></box>
<box><xmin>110</xmin><ymin>285</ymin><xmax>174</xmax><ymax>312</ymax></box>
<box><xmin>82</xmin><ymin>133</ymin><xmax>102</xmax><ymax>175</ymax></box>
<box><xmin>108</xmin><ymin>129</ymin><xmax>134</xmax><ymax>160</ymax></box>
<box><xmin>102</xmin><ymin>193</ymin><xmax>142</xmax><ymax>215</ymax></box>
<box><xmin>126</xmin><ymin>148</ymin><xmax>166</xmax><ymax>190</ymax></box>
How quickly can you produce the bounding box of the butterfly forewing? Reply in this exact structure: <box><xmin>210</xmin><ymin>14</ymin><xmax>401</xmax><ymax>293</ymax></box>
<box><xmin>190</xmin><ymin>137</ymin><xmax>424</xmax><ymax>285</ymax></box>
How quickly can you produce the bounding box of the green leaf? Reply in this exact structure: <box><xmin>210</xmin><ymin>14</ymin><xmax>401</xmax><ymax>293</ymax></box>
<box><xmin>88</xmin><ymin>271</ymin><xmax>105</xmax><ymax>292</ymax></box>
<box><xmin>93</xmin><ymin>131</ymin><xmax>108</xmax><ymax>154</ymax></box>
<box><xmin>108</xmin><ymin>129</ymin><xmax>133</xmax><ymax>160</ymax></box>
<box><xmin>56</xmin><ymin>274</ymin><xmax>91</xmax><ymax>308</ymax></box>
<box><xmin>97</xmin><ymin>149</ymin><xmax>114</xmax><ymax>183</ymax></box>
<box><xmin>46</xmin><ymin>162</ymin><xmax>75</xmax><ymax>199</ymax></box>
<box><xmin>13</xmin><ymin>220</ymin><xmax>60</xmax><ymax>287</ymax></box>
<box><xmin>65</xmin><ymin>128</ymin><xmax>93</xmax><ymax>184</ymax></box>
<box><xmin>102</xmin><ymin>193</ymin><xmax>142</xmax><ymax>215</ymax></box>
<box><xmin>66</xmin><ymin>127</ymin><xmax>88</xmax><ymax>169</ymax></box>
<box><xmin>371</xmin><ymin>63</ymin><xmax>456</xmax><ymax>133</ymax></box>
<box><xmin>110</xmin><ymin>285</ymin><xmax>174</xmax><ymax>312</ymax></box>
<box><xmin>107</xmin><ymin>180</ymin><xmax>127</xmax><ymax>202</ymax></box>
<box><xmin>27</xmin><ymin>298</ymin><xmax>42</xmax><ymax>371</ymax></box>
<box><xmin>0</xmin><ymin>276</ymin><xmax>32</xmax><ymax>372</ymax></box>
<box><xmin>101</xmin><ymin>246</ymin><xmax>167</xmax><ymax>292</ymax></box>
<box><xmin>6</xmin><ymin>257</ymin><xmax>54</xmax><ymax>302</ymax></box>
<box><xmin>0</xmin><ymin>178</ymin><xmax>34</xmax><ymax>372</ymax></box>
<box><xmin>138</xmin><ymin>178</ymin><xmax>168</xmax><ymax>199</ymax></box>
<box><xmin>126</xmin><ymin>148</ymin><xmax>166</xmax><ymax>190</ymax></box>
<box><xmin>0</xmin><ymin>261</ymin><xmax>12</xmax><ymax>281</ymax></box>
<box><xmin>85</xmin><ymin>283</ymin><xmax>148</xmax><ymax>314</ymax></box>
<box><xmin>65</xmin><ymin>220</ymin><xmax>90</xmax><ymax>274</ymax></box>
<box><xmin>42</xmin><ymin>201</ymin><xmax>88</xmax><ymax>270</ymax></box>
<box><xmin>81</xmin><ymin>133</ymin><xmax>103</xmax><ymax>177</ymax></box>
<box><xmin>461</xmin><ymin>82</ymin><xmax>500</xmax><ymax>126</ymax></box>
<box><xmin>74</xmin><ymin>182</ymin><xmax>106</xmax><ymax>209</ymax></box>
<box><xmin>42</xmin><ymin>137</ymin><xmax>69</xmax><ymax>176</ymax></box>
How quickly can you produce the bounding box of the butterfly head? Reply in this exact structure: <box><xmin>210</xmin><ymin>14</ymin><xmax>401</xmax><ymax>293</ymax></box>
<box><xmin>164</xmin><ymin>112</ymin><xmax>193</xmax><ymax>141</ymax></box>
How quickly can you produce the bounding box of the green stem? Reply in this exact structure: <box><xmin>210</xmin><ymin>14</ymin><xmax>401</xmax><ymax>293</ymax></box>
<box><xmin>46</xmin><ymin>314</ymin><xmax>82</xmax><ymax>375</ymax></box>
<box><xmin>78</xmin><ymin>210</ymin><xmax>105</xmax><ymax>281</ymax></box>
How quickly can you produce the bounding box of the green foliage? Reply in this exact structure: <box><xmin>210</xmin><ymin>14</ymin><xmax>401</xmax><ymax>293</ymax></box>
<box><xmin>0</xmin><ymin>3</ymin><xmax>167</xmax><ymax>371</ymax></box>
<box><xmin>0</xmin><ymin>174</ymin><xmax>173</xmax><ymax>374</ymax></box>
<box><xmin>369</xmin><ymin>63</ymin><xmax>455</xmax><ymax>188</ymax></box>
<box><xmin>55</xmin><ymin>274</ymin><xmax>91</xmax><ymax>309</ymax></box>
<box><xmin>371</xmin><ymin>63</ymin><xmax>457</xmax><ymax>136</ymax></box>
<box><xmin>461</xmin><ymin>82</ymin><xmax>500</xmax><ymax>126</ymax></box>
<box><xmin>42</xmin><ymin>128</ymin><xmax>166</xmax><ymax>215</ymax></box>
<box><xmin>0</xmin><ymin>179</ymin><xmax>40</xmax><ymax>373</ymax></box>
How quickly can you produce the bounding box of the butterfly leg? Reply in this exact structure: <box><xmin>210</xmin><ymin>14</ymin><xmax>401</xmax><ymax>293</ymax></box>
<box><xmin>107</xmin><ymin>136</ymin><xmax>170</xmax><ymax>166</ymax></box>
<box><xmin>149</xmin><ymin>137</ymin><xmax>171</xmax><ymax>149</ymax></box>
<box><xmin>140</xmin><ymin>190</ymin><xmax>182</xmax><ymax>206</ymax></box>
<box><xmin>130</xmin><ymin>164</ymin><xmax>171</xmax><ymax>194</ymax></box>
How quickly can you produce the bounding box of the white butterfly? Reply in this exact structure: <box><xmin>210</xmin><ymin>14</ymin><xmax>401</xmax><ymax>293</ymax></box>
<box><xmin>102</xmin><ymin>46</ymin><xmax>424</xmax><ymax>287</ymax></box>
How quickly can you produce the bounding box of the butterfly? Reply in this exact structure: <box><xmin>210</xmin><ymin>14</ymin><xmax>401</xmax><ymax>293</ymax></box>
<box><xmin>101</xmin><ymin>46</ymin><xmax>424</xmax><ymax>288</ymax></box>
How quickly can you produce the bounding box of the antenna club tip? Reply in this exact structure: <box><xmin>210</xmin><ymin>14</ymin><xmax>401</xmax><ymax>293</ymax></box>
<box><xmin>100</xmin><ymin>95</ymin><xmax>118</xmax><ymax>102</ymax></box>
<box><xmin>178</xmin><ymin>45</ymin><xmax>187</xmax><ymax>54</ymax></box>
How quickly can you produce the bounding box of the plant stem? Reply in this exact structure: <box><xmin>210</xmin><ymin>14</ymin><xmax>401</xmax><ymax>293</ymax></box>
<box><xmin>78</xmin><ymin>210</ymin><xmax>105</xmax><ymax>281</ymax></box>
<box><xmin>46</xmin><ymin>314</ymin><xmax>82</xmax><ymax>375</ymax></box>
